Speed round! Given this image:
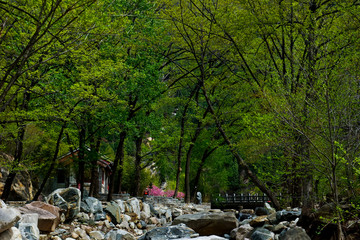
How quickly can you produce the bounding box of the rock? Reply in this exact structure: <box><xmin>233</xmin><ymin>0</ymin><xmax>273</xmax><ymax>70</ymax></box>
<box><xmin>74</xmin><ymin>227</ymin><xmax>90</xmax><ymax>240</ymax></box>
<box><xmin>105</xmin><ymin>229</ymin><xmax>136</xmax><ymax>240</ymax></box>
<box><xmin>271</xmin><ymin>222</ymin><xmax>287</xmax><ymax>233</ymax></box>
<box><xmin>250</xmin><ymin>228</ymin><xmax>275</xmax><ymax>240</ymax></box>
<box><xmin>172</xmin><ymin>208</ymin><xmax>183</xmax><ymax>218</ymax></box>
<box><xmin>230</xmin><ymin>224</ymin><xmax>253</xmax><ymax>240</ymax></box>
<box><xmin>264</xmin><ymin>203</ymin><xmax>276</xmax><ymax>215</ymax></box>
<box><xmin>127</xmin><ymin>198</ymin><xmax>141</xmax><ymax>218</ymax></box>
<box><xmin>46</xmin><ymin>187</ymin><xmax>81</xmax><ymax>221</ymax></box>
<box><xmin>276</xmin><ymin>210</ymin><xmax>301</xmax><ymax>222</ymax></box>
<box><xmin>241</xmin><ymin>209</ymin><xmax>255</xmax><ymax>215</ymax></box>
<box><xmin>83</xmin><ymin>197</ymin><xmax>103</xmax><ymax>214</ymax></box>
<box><xmin>18</xmin><ymin>201</ymin><xmax>60</xmax><ymax>232</ymax></box>
<box><xmin>140</xmin><ymin>211</ymin><xmax>150</xmax><ymax>221</ymax></box>
<box><xmin>249</xmin><ymin>216</ymin><xmax>268</xmax><ymax>228</ymax></box>
<box><xmin>142</xmin><ymin>202</ymin><xmax>151</xmax><ymax>216</ymax></box>
<box><xmin>89</xmin><ymin>230</ymin><xmax>105</xmax><ymax>240</ymax></box>
<box><xmin>76</xmin><ymin>212</ymin><xmax>90</xmax><ymax>222</ymax></box>
<box><xmin>267</xmin><ymin>212</ymin><xmax>277</xmax><ymax>224</ymax></box>
<box><xmin>95</xmin><ymin>212</ymin><xmax>106</xmax><ymax>221</ymax></box>
<box><xmin>149</xmin><ymin>217</ymin><xmax>159</xmax><ymax>225</ymax></box>
<box><xmin>0</xmin><ymin>227</ymin><xmax>22</xmax><ymax>240</ymax></box>
<box><xmin>172</xmin><ymin>212</ymin><xmax>238</xmax><ymax>236</ymax></box>
<box><xmin>178</xmin><ymin>236</ymin><xmax>227</xmax><ymax>240</ymax></box>
<box><xmin>18</xmin><ymin>222</ymin><xmax>40</xmax><ymax>240</ymax></box>
<box><xmin>138</xmin><ymin>224</ymin><xmax>196</xmax><ymax>240</ymax></box>
<box><xmin>80</xmin><ymin>201</ymin><xmax>91</xmax><ymax>213</ymax></box>
<box><xmin>20</xmin><ymin>213</ymin><xmax>38</xmax><ymax>225</ymax></box>
<box><xmin>0</xmin><ymin>199</ymin><xmax>6</xmax><ymax>208</ymax></box>
<box><xmin>0</xmin><ymin>208</ymin><xmax>21</xmax><ymax>233</ymax></box>
<box><xmin>238</xmin><ymin>213</ymin><xmax>252</xmax><ymax>221</ymax></box>
<box><xmin>255</xmin><ymin>207</ymin><xmax>268</xmax><ymax>216</ymax></box>
<box><xmin>137</xmin><ymin>220</ymin><xmax>147</xmax><ymax>229</ymax></box>
<box><xmin>104</xmin><ymin>201</ymin><xmax>122</xmax><ymax>224</ymax></box>
<box><xmin>114</xmin><ymin>200</ymin><xmax>126</xmax><ymax>213</ymax></box>
<box><xmin>0</xmin><ymin>168</ymin><xmax>35</xmax><ymax>201</ymax></box>
<box><xmin>117</xmin><ymin>220</ymin><xmax>129</xmax><ymax>229</ymax></box>
<box><xmin>278</xmin><ymin>227</ymin><xmax>311</xmax><ymax>240</ymax></box>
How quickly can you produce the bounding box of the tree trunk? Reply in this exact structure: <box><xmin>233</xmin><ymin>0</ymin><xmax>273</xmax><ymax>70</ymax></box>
<box><xmin>89</xmin><ymin>138</ymin><xmax>101</xmax><ymax>197</ymax></box>
<box><xmin>191</xmin><ymin>146</ymin><xmax>217</xmax><ymax>202</ymax></box>
<box><xmin>78</xmin><ymin>127</ymin><xmax>86</xmax><ymax>199</ymax></box>
<box><xmin>107</xmin><ymin>131</ymin><xmax>126</xmax><ymax>201</ymax></box>
<box><xmin>132</xmin><ymin>136</ymin><xmax>143</xmax><ymax>197</ymax></box>
<box><xmin>1</xmin><ymin>124</ymin><xmax>26</xmax><ymax>201</ymax></box>
<box><xmin>33</xmin><ymin>124</ymin><xmax>66</xmax><ymax>201</ymax></box>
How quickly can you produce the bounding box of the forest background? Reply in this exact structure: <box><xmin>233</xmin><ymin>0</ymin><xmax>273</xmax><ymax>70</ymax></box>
<box><xmin>1</xmin><ymin>0</ymin><xmax>360</xmax><ymax>232</ymax></box>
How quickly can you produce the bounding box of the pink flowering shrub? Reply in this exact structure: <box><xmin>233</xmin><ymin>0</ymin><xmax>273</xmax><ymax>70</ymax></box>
<box><xmin>147</xmin><ymin>185</ymin><xmax>184</xmax><ymax>199</ymax></box>
<box><xmin>148</xmin><ymin>185</ymin><xmax>164</xmax><ymax>196</ymax></box>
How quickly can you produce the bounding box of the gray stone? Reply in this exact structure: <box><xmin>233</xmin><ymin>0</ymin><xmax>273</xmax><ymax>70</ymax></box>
<box><xmin>138</xmin><ymin>224</ymin><xmax>196</xmax><ymax>240</ymax></box>
<box><xmin>172</xmin><ymin>212</ymin><xmax>238</xmax><ymax>236</ymax></box>
<box><xmin>0</xmin><ymin>227</ymin><xmax>22</xmax><ymax>240</ymax></box>
<box><xmin>0</xmin><ymin>208</ymin><xmax>21</xmax><ymax>233</ymax></box>
<box><xmin>276</xmin><ymin>210</ymin><xmax>301</xmax><ymax>222</ymax></box>
<box><xmin>46</xmin><ymin>187</ymin><xmax>81</xmax><ymax>221</ymax></box>
<box><xmin>278</xmin><ymin>227</ymin><xmax>311</xmax><ymax>240</ymax></box>
<box><xmin>142</xmin><ymin>202</ymin><xmax>151</xmax><ymax>216</ymax></box>
<box><xmin>264</xmin><ymin>203</ymin><xmax>276</xmax><ymax>215</ymax></box>
<box><xmin>251</xmin><ymin>228</ymin><xmax>275</xmax><ymax>240</ymax></box>
<box><xmin>230</xmin><ymin>223</ymin><xmax>253</xmax><ymax>240</ymax></box>
<box><xmin>95</xmin><ymin>212</ymin><xmax>107</xmax><ymax>221</ymax></box>
<box><xmin>127</xmin><ymin>198</ymin><xmax>141</xmax><ymax>218</ymax></box>
<box><xmin>114</xmin><ymin>200</ymin><xmax>126</xmax><ymax>213</ymax></box>
<box><xmin>18</xmin><ymin>222</ymin><xmax>40</xmax><ymax>240</ymax></box>
<box><xmin>90</xmin><ymin>230</ymin><xmax>105</xmax><ymax>240</ymax></box>
<box><xmin>255</xmin><ymin>207</ymin><xmax>268</xmax><ymax>216</ymax></box>
<box><xmin>105</xmin><ymin>229</ymin><xmax>136</xmax><ymax>240</ymax></box>
<box><xmin>105</xmin><ymin>201</ymin><xmax>122</xmax><ymax>224</ymax></box>
<box><xmin>84</xmin><ymin>197</ymin><xmax>103</xmax><ymax>214</ymax></box>
<box><xmin>81</xmin><ymin>201</ymin><xmax>91</xmax><ymax>213</ymax></box>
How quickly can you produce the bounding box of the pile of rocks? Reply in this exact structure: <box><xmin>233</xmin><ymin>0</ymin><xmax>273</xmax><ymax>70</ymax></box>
<box><xmin>1</xmin><ymin>187</ymin><xmax>313</xmax><ymax>240</ymax></box>
<box><xmin>231</xmin><ymin>203</ymin><xmax>310</xmax><ymax>240</ymax></box>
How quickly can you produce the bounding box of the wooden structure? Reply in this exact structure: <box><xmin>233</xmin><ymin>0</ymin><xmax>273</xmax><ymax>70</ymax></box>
<box><xmin>211</xmin><ymin>193</ymin><xmax>272</xmax><ymax>210</ymax></box>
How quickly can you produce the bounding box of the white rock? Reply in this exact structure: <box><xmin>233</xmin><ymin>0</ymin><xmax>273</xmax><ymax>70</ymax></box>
<box><xmin>89</xmin><ymin>230</ymin><xmax>105</xmax><ymax>240</ymax></box>
<box><xmin>75</xmin><ymin>227</ymin><xmax>90</xmax><ymax>240</ymax></box>
<box><xmin>127</xmin><ymin>198</ymin><xmax>141</xmax><ymax>218</ymax></box>
<box><xmin>117</xmin><ymin>220</ymin><xmax>129</xmax><ymax>229</ymax></box>
<box><xmin>0</xmin><ymin>227</ymin><xmax>22</xmax><ymax>240</ymax></box>
<box><xmin>115</xmin><ymin>200</ymin><xmax>125</xmax><ymax>213</ymax></box>
<box><xmin>0</xmin><ymin>208</ymin><xmax>21</xmax><ymax>233</ymax></box>
<box><xmin>142</xmin><ymin>203</ymin><xmax>151</xmax><ymax>216</ymax></box>
<box><xmin>0</xmin><ymin>200</ymin><xmax>7</xmax><ymax>209</ymax></box>
<box><xmin>122</xmin><ymin>214</ymin><xmax>131</xmax><ymax>222</ymax></box>
<box><xmin>129</xmin><ymin>222</ymin><xmax>135</xmax><ymax>229</ymax></box>
<box><xmin>19</xmin><ymin>222</ymin><xmax>40</xmax><ymax>240</ymax></box>
<box><xmin>20</xmin><ymin>213</ymin><xmax>39</xmax><ymax>225</ymax></box>
<box><xmin>52</xmin><ymin>236</ymin><xmax>62</xmax><ymax>240</ymax></box>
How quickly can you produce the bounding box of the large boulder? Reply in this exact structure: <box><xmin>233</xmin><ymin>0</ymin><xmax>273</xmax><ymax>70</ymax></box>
<box><xmin>46</xmin><ymin>187</ymin><xmax>81</xmax><ymax>221</ymax></box>
<box><xmin>279</xmin><ymin>227</ymin><xmax>311</xmax><ymax>240</ymax></box>
<box><xmin>0</xmin><ymin>167</ymin><xmax>36</xmax><ymax>201</ymax></box>
<box><xmin>0</xmin><ymin>208</ymin><xmax>21</xmax><ymax>233</ymax></box>
<box><xmin>138</xmin><ymin>224</ymin><xmax>196</xmax><ymax>240</ymax></box>
<box><xmin>172</xmin><ymin>212</ymin><xmax>238</xmax><ymax>236</ymax></box>
<box><xmin>18</xmin><ymin>201</ymin><xmax>60</xmax><ymax>232</ymax></box>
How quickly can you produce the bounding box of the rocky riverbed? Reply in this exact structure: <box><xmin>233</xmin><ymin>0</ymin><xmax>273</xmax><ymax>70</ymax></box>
<box><xmin>0</xmin><ymin>187</ymin><xmax>326</xmax><ymax>240</ymax></box>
